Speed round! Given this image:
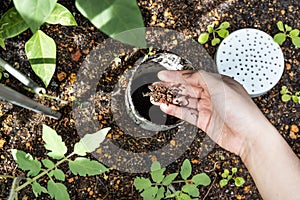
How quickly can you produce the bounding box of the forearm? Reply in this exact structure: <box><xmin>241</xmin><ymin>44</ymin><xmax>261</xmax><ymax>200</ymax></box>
<box><xmin>240</xmin><ymin>124</ymin><xmax>300</xmax><ymax>200</ymax></box>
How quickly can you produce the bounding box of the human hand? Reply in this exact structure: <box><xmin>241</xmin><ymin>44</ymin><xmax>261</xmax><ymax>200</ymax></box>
<box><xmin>153</xmin><ymin>70</ymin><xmax>273</xmax><ymax>156</ymax></box>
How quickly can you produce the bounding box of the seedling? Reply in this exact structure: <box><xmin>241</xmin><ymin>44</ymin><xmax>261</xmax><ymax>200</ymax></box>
<box><xmin>134</xmin><ymin>159</ymin><xmax>211</xmax><ymax>200</ymax></box>
<box><xmin>273</xmin><ymin>21</ymin><xmax>300</xmax><ymax>48</ymax></box>
<box><xmin>219</xmin><ymin>167</ymin><xmax>245</xmax><ymax>187</ymax></box>
<box><xmin>198</xmin><ymin>22</ymin><xmax>230</xmax><ymax>46</ymax></box>
<box><xmin>280</xmin><ymin>86</ymin><xmax>300</xmax><ymax>103</ymax></box>
<box><xmin>5</xmin><ymin>125</ymin><xmax>110</xmax><ymax>200</ymax></box>
<box><xmin>142</xmin><ymin>46</ymin><xmax>155</xmax><ymax>62</ymax></box>
<box><xmin>0</xmin><ymin>65</ymin><xmax>9</xmax><ymax>80</ymax></box>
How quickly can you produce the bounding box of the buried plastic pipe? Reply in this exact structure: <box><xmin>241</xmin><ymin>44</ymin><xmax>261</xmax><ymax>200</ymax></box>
<box><xmin>0</xmin><ymin>84</ymin><xmax>61</xmax><ymax>119</ymax></box>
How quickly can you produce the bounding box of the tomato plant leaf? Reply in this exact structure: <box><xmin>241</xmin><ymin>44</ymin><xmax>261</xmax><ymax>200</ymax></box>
<box><xmin>282</xmin><ymin>94</ymin><xmax>291</xmax><ymax>102</ymax></box>
<box><xmin>289</xmin><ymin>29</ymin><xmax>300</xmax><ymax>38</ymax></box>
<box><xmin>42</xmin><ymin>159</ymin><xmax>55</xmax><ymax>169</ymax></box>
<box><xmin>42</xmin><ymin>124</ymin><xmax>67</xmax><ymax>159</ymax></box>
<box><xmin>191</xmin><ymin>173</ymin><xmax>211</xmax><ymax>186</ymax></box>
<box><xmin>32</xmin><ymin>181</ymin><xmax>48</xmax><ymax>197</ymax></box>
<box><xmin>11</xmin><ymin>149</ymin><xmax>41</xmax><ymax>176</ymax></box>
<box><xmin>182</xmin><ymin>184</ymin><xmax>199</xmax><ymax>197</ymax></box>
<box><xmin>74</xmin><ymin>127</ymin><xmax>110</xmax><ymax>156</ymax></box>
<box><xmin>52</xmin><ymin>169</ymin><xmax>65</xmax><ymax>181</ymax></box>
<box><xmin>219</xmin><ymin>179</ymin><xmax>228</xmax><ymax>187</ymax></box>
<box><xmin>13</xmin><ymin>0</ymin><xmax>57</xmax><ymax>33</ymax></box>
<box><xmin>47</xmin><ymin>180</ymin><xmax>70</xmax><ymax>200</ymax></box>
<box><xmin>69</xmin><ymin>157</ymin><xmax>108</xmax><ymax>176</ymax></box>
<box><xmin>141</xmin><ymin>186</ymin><xmax>158</xmax><ymax>200</ymax></box>
<box><xmin>46</xmin><ymin>3</ymin><xmax>77</xmax><ymax>26</ymax></box>
<box><xmin>180</xmin><ymin>159</ymin><xmax>192</xmax><ymax>180</ymax></box>
<box><xmin>217</xmin><ymin>29</ymin><xmax>229</xmax><ymax>38</ymax></box>
<box><xmin>211</xmin><ymin>37</ymin><xmax>221</xmax><ymax>46</ymax></box>
<box><xmin>234</xmin><ymin>177</ymin><xmax>245</xmax><ymax>187</ymax></box>
<box><xmin>134</xmin><ymin>177</ymin><xmax>151</xmax><ymax>192</ymax></box>
<box><xmin>156</xmin><ymin>186</ymin><xmax>165</xmax><ymax>200</ymax></box>
<box><xmin>162</xmin><ymin>173</ymin><xmax>178</xmax><ymax>185</ymax></box>
<box><xmin>150</xmin><ymin>168</ymin><xmax>165</xmax><ymax>184</ymax></box>
<box><xmin>25</xmin><ymin>30</ymin><xmax>56</xmax><ymax>87</ymax></box>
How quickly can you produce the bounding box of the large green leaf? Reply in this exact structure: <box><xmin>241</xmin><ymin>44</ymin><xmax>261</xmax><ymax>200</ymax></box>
<box><xmin>74</xmin><ymin>127</ymin><xmax>110</xmax><ymax>156</ymax></box>
<box><xmin>191</xmin><ymin>173</ymin><xmax>211</xmax><ymax>186</ymax></box>
<box><xmin>182</xmin><ymin>184</ymin><xmax>199</xmax><ymax>197</ymax></box>
<box><xmin>0</xmin><ymin>7</ymin><xmax>29</xmax><ymax>39</ymax></box>
<box><xmin>52</xmin><ymin>169</ymin><xmax>65</xmax><ymax>181</ymax></box>
<box><xmin>13</xmin><ymin>0</ymin><xmax>57</xmax><ymax>33</ymax></box>
<box><xmin>141</xmin><ymin>186</ymin><xmax>158</xmax><ymax>200</ymax></box>
<box><xmin>292</xmin><ymin>36</ymin><xmax>300</xmax><ymax>47</ymax></box>
<box><xmin>162</xmin><ymin>173</ymin><xmax>178</xmax><ymax>186</ymax></box>
<box><xmin>75</xmin><ymin>0</ymin><xmax>146</xmax><ymax>48</ymax></box>
<box><xmin>150</xmin><ymin>168</ymin><xmax>165</xmax><ymax>184</ymax></box>
<box><xmin>46</xmin><ymin>3</ymin><xmax>77</xmax><ymax>26</ymax></box>
<box><xmin>134</xmin><ymin>177</ymin><xmax>151</xmax><ymax>192</ymax></box>
<box><xmin>11</xmin><ymin>149</ymin><xmax>41</xmax><ymax>176</ymax></box>
<box><xmin>32</xmin><ymin>181</ymin><xmax>48</xmax><ymax>197</ymax></box>
<box><xmin>47</xmin><ymin>180</ymin><xmax>70</xmax><ymax>200</ymax></box>
<box><xmin>274</xmin><ymin>33</ymin><xmax>286</xmax><ymax>45</ymax></box>
<box><xmin>69</xmin><ymin>157</ymin><xmax>108</xmax><ymax>176</ymax></box>
<box><xmin>25</xmin><ymin>30</ymin><xmax>56</xmax><ymax>87</ymax></box>
<box><xmin>42</xmin><ymin>125</ymin><xmax>67</xmax><ymax>159</ymax></box>
<box><xmin>180</xmin><ymin>159</ymin><xmax>192</xmax><ymax>180</ymax></box>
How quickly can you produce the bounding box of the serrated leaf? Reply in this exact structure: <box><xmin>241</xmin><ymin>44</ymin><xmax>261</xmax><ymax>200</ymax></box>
<box><xmin>52</xmin><ymin>169</ymin><xmax>65</xmax><ymax>181</ymax></box>
<box><xmin>285</xmin><ymin>24</ymin><xmax>292</xmax><ymax>32</ymax></box>
<box><xmin>191</xmin><ymin>173</ymin><xmax>211</xmax><ymax>186</ymax></box>
<box><xmin>75</xmin><ymin>0</ymin><xmax>146</xmax><ymax>48</ymax></box>
<box><xmin>162</xmin><ymin>173</ymin><xmax>178</xmax><ymax>185</ymax></box>
<box><xmin>133</xmin><ymin>177</ymin><xmax>151</xmax><ymax>192</ymax></box>
<box><xmin>42</xmin><ymin>125</ymin><xmax>67</xmax><ymax>159</ymax></box>
<box><xmin>219</xmin><ymin>179</ymin><xmax>228</xmax><ymax>187</ymax></box>
<box><xmin>25</xmin><ymin>30</ymin><xmax>56</xmax><ymax>87</ymax></box>
<box><xmin>32</xmin><ymin>181</ymin><xmax>48</xmax><ymax>197</ymax></box>
<box><xmin>211</xmin><ymin>38</ymin><xmax>221</xmax><ymax>46</ymax></box>
<box><xmin>289</xmin><ymin>29</ymin><xmax>300</xmax><ymax>38</ymax></box>
<box><xmin>46</xmin><ymin>3</ymin><xmax>77</xmax><ymax>26</ymax></box>
<box><xmin>180</xmin><ymin>159</ymin><xmax>192</xmax><ymax>180</ymax></box>
<box><xmin>13</xmin><ymin>0</ymin><xmax>57</xmax><ymax>33</ymax></box>
<box><xmin>151</xmin><ymin>168</ymin><xmax>165</xmax><ymax>184</ymax></box>
<box><xmin>141</xmin><ymin>186</ymin><xmax>158</xmax><ymax>200</ymax></box>
<box><xmin>182</xmin><ymin>184</ymin><xmax>199</xmax><ymax>197</ymax></box>
<box><xmin>156</xmin><ymin>186</ymin><xmax>165</xmax><ymax>200</ymax></box>
<box><xmin>47</xmin><ymin>180</ymin><xmax>70</xmax><ymax>200</ymax></box>
<box><xmin>282</xmin><ymin>94</ymin><xmax>291</xmax><ymax>102</ymax></box>
<box><xmin>207</xmin><ymin>25</ymin><xmax>214</xmax><ymax>33</ymax></box>
<box><xmin>151</xmin><ymin>161</ymin><xmax>161</xmax><ymax>171</ymax></box>
<box><xmin>11</xmin><ymin>149</ymin><xmax>41</xmax><ymax>176</ymax></box>
<box><xmin>218</xmin><ymin>22</ymin><xmax>230</xmax><ymax>30</ymax></box>
<box><xmin>234</xmin><ymin>177</ymin><xmax>245</xmax><ymax>187</ymax></box>
<box><xmin>217</xmin><ymin>29</ymin><xmax>229</xmax><ymax>38</ymax></box>
<box><xmin>292</xmin><ymin>36</ymin><xmax>300</xmax><ymax>48</ymax></box>
<box><xmin>74</xmin><ymin>127</ymin><xmax>110</xmax><ymax>156</ymax></box>
<box><xmin>292</xmin><ymin>95</ymin><xmax>299</xmax><ymax>103</ymax></box>
<box><xmin>0</xmin><ymin>7</ymin><xmax>29</xmax><ymax>39</ymax></box>
<box><xmin>42</xmin><ymin>159</ymin><xmax>55</xmax><ymax>169</ymax></box>
<box><xmin>274</xmin><ymin>33</ymin><xmax>286</xmax><ymax>45</ymax></box>
<box><xmin>69</xmin><ymin>157</ymin><xmax>108</xmax><ymax>176</ymax></box>
<box><xmin>277</xmin><ymin>21</ymin><xmax>284</xmax><ymax>32</ymax></box>
<box><xmin>198</xmin><ymin>33</ymin><xmax>209</xmax><ymax>44</ymax></box>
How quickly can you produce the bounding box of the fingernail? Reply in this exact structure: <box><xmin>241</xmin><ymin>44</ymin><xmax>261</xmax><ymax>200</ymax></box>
<box><xmin>160</xmin><ymin>103</ymin><xmax>168</xmax><ymax>111</ymax></box>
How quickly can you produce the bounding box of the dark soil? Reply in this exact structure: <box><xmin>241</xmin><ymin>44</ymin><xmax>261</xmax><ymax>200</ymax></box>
<box><xmin>0</xmin><ymin>0</ymin><xmax>299</xmax><ymax>199</ymax></box>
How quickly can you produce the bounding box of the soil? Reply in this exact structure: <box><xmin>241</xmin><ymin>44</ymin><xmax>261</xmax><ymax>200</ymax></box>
<box><xmin>0</xmin><ymin>0</ymin><xmax>299</xmax><ymax>200</ymax></box>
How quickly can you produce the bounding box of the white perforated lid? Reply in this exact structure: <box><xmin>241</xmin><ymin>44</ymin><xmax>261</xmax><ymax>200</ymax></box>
<box><xmin>216</xmin><ymin>28</ymin><xmax>285</xmax><ymax>97</ymax></box>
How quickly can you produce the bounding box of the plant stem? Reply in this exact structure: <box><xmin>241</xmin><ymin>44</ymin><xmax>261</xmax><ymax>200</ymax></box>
<box><xmin>15</xmin><ymin>153</ymin><xmax>75</xmax><ymax>192</ymax></box>
<box><xmin>0</xmin><ymin>174</ymin><xmax>15</xmax><ymax>179</ymax></box>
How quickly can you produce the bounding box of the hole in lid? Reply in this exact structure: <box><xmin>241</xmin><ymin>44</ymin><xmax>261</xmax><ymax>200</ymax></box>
<box><xmin>263</xmin><ymin>73</ymin><xmax>266</xmax><ymax>76</ymax></box>
<box><xmin>229</xmin><ymin>52</ymin><xmax>232</xmax><ymax>55</ymax></box>
<box><xmin>242</xmin><ymin>79</ymin><xmax>245</xmax><ymax>82</ymax></box>
<box><xmin>222</xmin><ymin>51</ymin><xmax>226</xmax><ymax>54</ymax></box>
<box><xmin>242</xmin><ymin>44</ymin><xmax>245</xmax><ymax>47</ymax></box>
<box><xmin>251</xmin><ymin>77</ymin><xmax>254</xmax><ymax>80</ymax></box>
<box><xmin>238</xmin><ymin>40</ymin><xmax>241</xmax><ymax>42</ymax></box>
<box><xmin>244</xmin><ymin>73</ymin><xmax>247</xmax><ymax>75</ymax></box>
<box><xmin>266</xmin><ymin>46</ymin><xmax>269</xmax><ymax>48</ymax></box>
<box><xmin>259</xmin><ymin>78</ymin><xmax>262</xmax><ymax>81</ymax></box>
<box><xmin>261</xmin><ymin>85</ymin><xmax>264</xmax><ymax>87</ymax></box>
<box><xmin>223</xmin><ymin>69</ymin><xmax>226</xmax><ymax>72</ymax></box>
<box><xmin>251</xmin><ymin>70</ymin><xmax>254</xmax><ymax>73</ymax></box>
<box><xmin>252</xmin><ymin>90</ymin><xmax>255</xmax><ymax>92</ymax></box>
<box><xmin>235</xmin><ymin>66</ymin><xmax>238</xmax><ymax>68</ymax></box>
<box><xmin>247</xmin><ymin>38</ymin><xmax>250</xmax><ymax>40</ymax></box>
<box><xmin>220</xmin><ymin>60</ymin><xmax>223</xmax><ymax>63</ymax></box>
<box><xmin>226</xmin><ymin>58</ymin><xmax>229</xmax><ymax>61</ymax></box>
<box><xmin>237</xmin><ymin>72</ymin><xmax>240</xmax><ymax>75</ymax></box>
<box><xmin>232</xmin><ymin>59</ymin><xmax>235</xmax><ymax>62</ymax></box>
<box><xmin>266</xmin><ymin>77</ymin><xmax>269</xmax><ymax>80</ymax></box>
<box><xmin>229</xmin><ymin>67</ymin><xmax>232</xmax><ymax>70</ymax></box>
<box><xmin>236</xmin><ymin>54</ymin><xmax>239</xmax><ymax>56</ymax></box>
<box><xmin>251</xmin><ymin>84</ymin><xmax>255</xmax><ymax>87</ymax></box>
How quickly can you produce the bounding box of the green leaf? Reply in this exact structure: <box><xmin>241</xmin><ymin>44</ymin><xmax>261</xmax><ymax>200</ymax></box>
<box><xmin>156</xmin><ymin>186</ymin><xmax>165</xmax><ymax>200</ymax></box>
<box><xmin>178</xmin><ymin>192</ymin><xmax>192</xmax><ymax>200</ymax></box>
<box><xmin>11</xmin><ymin>149</ymin><xmax>41</xmax><ymax>176</ymax></box>
<box><xmin>52</xmin><ymin>169</ymin><xmax>65</xmax><ymax>181</ymax></box>
<box><xmin>198</xmin><ymin>33</ymin><xmax>209</xmax><ymax>44</ymax></box>
<box><xmin>292</xmin><ymin>36</ymin><xmax>300</xmax><ymax>48</ymax></box>
<box><xmin>277</xmin><ymin>21</ymin><xmax>284</xmax><ymax>32</ymax></box>
<box><xmin>231</xmin><ymin>167</ymin><xmax>238</xmax><ymax>174</ymax></box>
<box><xmin>211</xmin><ymin>38</ymin><xmax>221</xmax><ymax>46</ymax></box>
<box><xmin>289</xmin><ymin>29</ymin><xmax>300</xmax><ymax>38</ymax></box>
<box><xmin>75</xmin><ymin>0</ymin><xmax>146</xmax><ymax>48</ymax></box>
<box><xmin>217</xmin><ymin>29</ymin><xmax>229</xmax><ymax>38</ymax></box>
<box><xmin>25</xmin><ymin>30</ymin><xmax>56</xmax><ymax>87</ymax></box>
<box><xmin>74</xmin><ymin>127</ymin><xmax>110</xmax><ymax>156</ymax></box>
<box><xmin>42</xmin><ymin>159</ymin><xmax>55</xmax><ymax>169</ymax></box>
<box><xmin>69</xmin><ymin>157</ymin><xmax>108</xmax><ymax>176</ymax></box>
<box><xmin>280</xmin><ymin>86</ymin><xmax>288</xmax><ymax>95</ymax></box>
<box><xmin>46</xmin><ymin>3</ymin><xmax>77</xmax><ymax>26</ymax></box>
<box><xmin>47</xmin><ymin>180</ymin><xmax>70</xmax><ymax>200</ymax></box>
<box><xmin>0</xmin><ymin>72</ymin><xmax>2</xmax><ymax>80</ymax></box>
<box><xmin>151</xmin><ymin>161</ymin><xmax>161</xmax><ymax>171</ymax></box>
<box><xmin>0</xmin><ymin>7</ymin><xmax>29</xmax><ymax>39</ymax></box>
<box><xmin>219</xmin><ymin>179</ymin><xmax>228</xmax><ymax>187</ymax></box>
<box><xmin>182</xmin><ymin>184</ymin><xmax>199</xmax><ymax>197</ymax></box>
<box><xmin>292</xmin><ymin>95</ymin><xmax>299</xmax><ymax>103</ymax></box>
<box><xmin>162</xmin><ymin>173</ymin><xmax>178</xmax><ymax>186</ymax></box>
<box><xmin>133</xmin><ymin>177</ymin><xmax>151</xmax><ymax>192</ymax></box>
<box><xmin>274</xmin><ymin>33</ymin><xmax>286</xmax><ymax>45</ymax></box>
<box><xmin>207</xmin><ymin>24</ymin><xmax>214</xmax><ymax>33</ymax></box>
<box><xmin>32</xmin><ymin>181</ymin><xmax>48</xmax><ymax>197</ymax></box>
<box><xmin>234</xmin><ymin>177</ymin><xmax>245</xmax><ymax>187</ymax></box>
<box><xmin>141</xmin><ymin>186</ymin><xmax>158</xmax><ymax>200</ymax></box>
<box><xmin>285</xmin><ymin>24</ymin><xmax>292</xmax><ymax>32</ymax></box>
<box><xmin>180</xmin><ymin>159</ymin><xmax>192</xmax><ymax>180</ymax></box>
<box><xmin>218</xmin><ymin>22</ymin><xmax>230</xmax><ymax>30</ymax></box>
<box><xmin>13</xmin><ymin>0</ymin><xmax>57</xmax><ymax>33</ymax></box>
<box><xmin>151</xmin><ymin>168</ymin><xmax>165</xmax><ymax>184</ymax></box>
<box><xmin>191</xmin><ymin>173</ymin><xmax>211</xmax><ymax>186</ymax></box>
<box><xmin>0</xmin><ymin>38</ymin><xmax>4</xmax><ymax>49</ymax></box>
<box><xmin>165</xmin><ymin>190</ymin><xmax>176</xmax><ymax>198</ymax></box>
<box><xmin>282</xmin><ymin>94</ymin><xmax>291</xmax><ymax>102</ymax></box>
<box><xmin>42</xmin><ymin>125</ymin><xmax>67</xmax><ymax>159</ymax></box>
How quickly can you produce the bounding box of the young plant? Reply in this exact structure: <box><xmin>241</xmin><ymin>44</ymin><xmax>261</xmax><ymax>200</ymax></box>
<box><xmin>198</xmin><ymin>22</ymin><xmax>230</xmax><ymax>46</ymax></box>
<box><xmin>280</xmin><ymin>86</ymin><xmax>300</xmax><ymax>103</ymax></box>
<box><xmin>219</xmin><ymin>167</ymin><xmax>245</xmax><ymax>187</ymax></box>
<box><xmin>0</xmin><ymin>66</ymin><xmax>9</xmax><ymax>80</ymax></box>
<box><xmin>0</xmin><ymin>1</ymin><xmax>77</xmax><ymax>87</ymax></box>
<box><xmin>274</xmin><ymin>21</ymin><xmax>300</xmax><ymax>48</ymax></box>
<box><xmin>134</xmin><ymin>159</ymin><xmax>211</xmax><ymax>200</ymax></box>
<box><xmin>7</xmin><ymin>125</ymin><xmax>110</xmax><ymax>200</ymax></box>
